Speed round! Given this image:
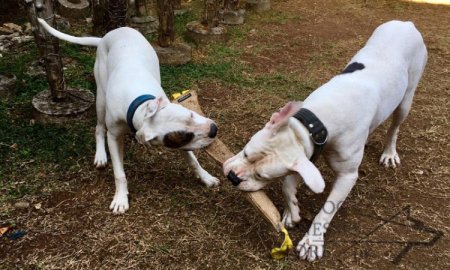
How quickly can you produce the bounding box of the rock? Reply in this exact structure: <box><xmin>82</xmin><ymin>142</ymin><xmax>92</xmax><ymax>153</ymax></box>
<box><xmin>57</xmin><ymin>0</ymin><xmax>90</xmax><ymax>19</ymax></box>
<box><xmin>186</xmin><ymin>21</ymin><xmax>228</xmax><ymax>45</ymax></box>
<box><xmin>153</xmin><ymin>43</ymin><xmax>192</xmax><ymax>66</ymax></box>
<box><xmin>0</xmin><ymin>26</ymin><xmax>14</xmax><ymax>35</ymax></box>
<box><xmin>132</xmin><ymin>20</ymin><xmax>159</xmax><ymax>35</ymax></box>
<box><xmin>32</xmin><ymin>88</ymin><xmax>95</xmax><ymax>124</ymax></box>
<box><xmin>11</xmin><ymin>35</ymin><xmax>33</xmax><ymax>44</ymax></box>
<box><xmin>3</xmin><ymin>23</ymin><xmax>22</xmax><ymax>33</ymax></box>
<box><xmin>131</xmin><ymin>15</ymin><xmax>157</xmax><ymax>24</ymax></box>
<box><xmin>246</xmin><ymin>0</ymin><xmax>270</xmax><ymax>12</ymax></box>
<box><xmin>14</xmin><ymin>201</ymin><xmax>30</xmax><ymax>209</ymax></box>
<box><xmin>219</xmin><ymin>9</ymin><xmax>246</xmax><ymax>25</ymax></box>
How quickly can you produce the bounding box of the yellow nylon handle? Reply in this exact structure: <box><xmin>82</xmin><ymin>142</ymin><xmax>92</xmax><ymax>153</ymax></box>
<box><xmin>271</xmin><ymin>228</ymin><xmax>293</xmax><ymax>260</ymax></box>
<box><xmin>171</xmin><ymin>90</ymin><xmax>191</xmax><ymax>100</ymax></box>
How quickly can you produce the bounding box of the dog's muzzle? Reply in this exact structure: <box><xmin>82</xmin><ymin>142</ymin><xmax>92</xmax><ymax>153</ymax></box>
<box><xmin>227</xmin><ymin>171</ymin><xmax>243</xmax><ymax>186</ymax></box>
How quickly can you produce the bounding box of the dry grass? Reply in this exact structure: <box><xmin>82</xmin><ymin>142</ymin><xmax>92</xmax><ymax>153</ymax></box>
<box><xmin>1</xmin><ymin>0</ymin><xmax>449</xmax><ymax>269</ymax></box>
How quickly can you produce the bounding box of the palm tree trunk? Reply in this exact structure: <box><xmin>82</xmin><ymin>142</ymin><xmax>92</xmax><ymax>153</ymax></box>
<box><xmin>24</xmin><ymin>0</ymin><xmax>67</xmax><ymax>101</ymax></box>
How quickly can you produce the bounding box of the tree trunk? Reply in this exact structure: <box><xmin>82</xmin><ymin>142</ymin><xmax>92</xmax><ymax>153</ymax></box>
<box><xmin>202</xmin><ymin>0</ymin><xmax>222</xmax><ymax>28</ymax></box>
<box><xmin>157</xmin><ymin>0</ymin><xmax>174</xmax><ymax>48</ymax></box>
<box><xmin>24</xmin><ymin>0</ymin><xmax>67</xmax><ymax>101</ymax></box>
<box><xmin>92</xmin><ymin>0</ymin><xmax>108</xmax><ymax>35</ymax></box>
<box><xmin>224</xmin><ymin>0</ymin><xmax>238</xmax><ymax>10</ymax></box>
<box><xmin>106</xmin><ymin>0</ymin><xmax>127</xmax><ymax>32</ymax></box>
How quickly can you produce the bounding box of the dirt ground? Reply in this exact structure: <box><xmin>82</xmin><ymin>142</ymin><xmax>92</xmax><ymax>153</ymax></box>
<box><xmin>1</xmin><ymin>0</ymin><xmax>449</xmax><ymax>269</ymax></box>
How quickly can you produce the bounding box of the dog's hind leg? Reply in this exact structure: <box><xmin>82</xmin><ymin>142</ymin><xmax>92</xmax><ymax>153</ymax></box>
<box><xmin>380</xmin><ymin>53</ymin><xmax>426</xmax><ymax>168</ymax></box>
<box><xmin>379</xmin><ymin>96</ymin><xmax>411</xmax><ymax>168</ymax></box>
<box><xmin>281</xmin><ymin>174</ymin><xmax>301</xmax><ymax>228</ymax></box>
<box><xmin>107</xmin><ymin>131</ymin><xmax>129</xmax><ymax>214</ymax></box>
<box><xmin>182</xmin><ymin>151</ymin><xmax>219</xmax><ymax>187</ymax></box>
<box><xmin>94</xmin><ymin>59</ymin><xmax>108</xmax><ymax>168</ymax></box>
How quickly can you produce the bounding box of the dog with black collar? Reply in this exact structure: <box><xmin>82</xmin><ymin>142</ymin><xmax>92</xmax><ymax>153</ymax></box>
<box><xmin>38</xmin><ymin>19</ymin><xmax>219</xmax><ymax>214</ymax></box>
<box><xmin>223</xmin><ymin>20</ymin><xmax>427</xmax><ymax>261</ymax></box>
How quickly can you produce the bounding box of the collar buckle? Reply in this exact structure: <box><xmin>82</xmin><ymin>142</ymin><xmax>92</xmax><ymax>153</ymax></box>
<box><xmin>310</xmin><ymin>130</ymin><xmax>328</xmax><ymax>146</ymax></box>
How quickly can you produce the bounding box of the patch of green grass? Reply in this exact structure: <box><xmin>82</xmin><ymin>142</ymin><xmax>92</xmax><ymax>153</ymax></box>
<box><xmin>226</xmin><ymin>24</ymin><xmax>247</xmax><ymax>42</ymax></box>
<box><xmin>206</xmin><ymin>44</ymin><xmax>242</xmax><ymax>60</ymax></box>
<box><xmin>0</xmin><ymin>100</ymin><xmax>94</xmax><ymax>200</ymax></box>
<box><xmin>160</xmin><ymin>60</ymin><xmax>245</xmax><ymax>93</ymax></box>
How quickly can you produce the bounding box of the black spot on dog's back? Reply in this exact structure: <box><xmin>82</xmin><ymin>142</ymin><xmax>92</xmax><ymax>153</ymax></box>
<box><xmin>341</xmin><ymin>62</ymin><xmax>365</xmax><ymax>74</ymax></box>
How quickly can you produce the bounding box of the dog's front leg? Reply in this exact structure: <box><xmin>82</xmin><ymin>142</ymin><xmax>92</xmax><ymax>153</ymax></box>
<box><xmin>107</xmin><ymin>131</ymin><xmax>129</xmax><ymax>214</ymax></box>
<box><xmin>282</xmin><ymin>174</ymin><xmax>301</xmax><ymax>228</ymax></box>
<box><xmin>182</xmin><ymin>151</ymin><xmax>219</xmax><ymax>187</ymax></box>
<box><xmin>296</xmin><ymin>169</ymin><xmax>358</xmax><ymax>261</ymax></box>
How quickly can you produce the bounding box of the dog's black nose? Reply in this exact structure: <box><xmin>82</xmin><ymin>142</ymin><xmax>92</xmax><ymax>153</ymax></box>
<box><xmin>227</xmin><ymin>171</ymin><xmax>243</xmax><ymax>186</ymax></box>
<box><xmin>208</xmin><ymin>123</ymin><xmax>218</xmax><ymax>138</ymax></box>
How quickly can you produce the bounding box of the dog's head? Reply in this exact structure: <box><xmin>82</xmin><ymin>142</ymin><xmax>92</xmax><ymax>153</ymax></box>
<box><xmin>223</xmin><ymin>101</ymin><xmax>325</xmax><ymax>193</ymax></box>
<box><xmin>136</xmin><ymin>97</ymin><xmax>217</xmax><ymax>150</ymax></box>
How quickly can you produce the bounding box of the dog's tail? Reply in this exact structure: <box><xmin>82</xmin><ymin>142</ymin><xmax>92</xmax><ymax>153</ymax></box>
<box><xmin>37</xmin><ymin>18</ymin><xmax>101</xmax><ymax>47</ymax></box>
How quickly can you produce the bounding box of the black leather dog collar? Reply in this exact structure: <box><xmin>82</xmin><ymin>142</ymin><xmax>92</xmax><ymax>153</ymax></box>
<box><xmin>292</xmin><ymin>108</ymin><xmax>328</xmax><ymax>162</ymax></box>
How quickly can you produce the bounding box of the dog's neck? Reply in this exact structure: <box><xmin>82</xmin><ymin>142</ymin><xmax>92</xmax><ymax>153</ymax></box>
<box><xmin>288</xmin><ymin>117</ymin><xmax>315</xmax><ymax>160</ymax></box>
<box><xmin>131</xmin><ymin>101</ymin><xmax>151</xmax><ymax>132</ymax></box>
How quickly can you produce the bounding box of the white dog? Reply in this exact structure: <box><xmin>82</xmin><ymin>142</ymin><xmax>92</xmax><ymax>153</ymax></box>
<box><xmin>38</xmin><ymin>19</ymin><xmax>220</xmax><ymax>214</ymax></box>
<box><xmin>223</xmin><ymin>21</ymin><xmax>427</xmax><ymax>261</ymax></box>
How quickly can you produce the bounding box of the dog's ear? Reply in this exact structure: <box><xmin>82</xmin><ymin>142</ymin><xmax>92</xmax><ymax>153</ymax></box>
<box><xmin>266</xmin><ymin>101</ymin><xmax>302</xmax><ymax>131</ymax></box>
<box><xmin>291</xmin><ymin>153</ymin><xmax>325</xmax><ymax>193</ymax></box>
<box><xmin>144</xmin><ymin>97</ymin><xmax>166</xmax><ymax>119</ymax></box>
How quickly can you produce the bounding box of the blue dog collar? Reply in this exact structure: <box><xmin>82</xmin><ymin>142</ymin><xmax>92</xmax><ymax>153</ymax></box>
<box><xmin>126</xmin><ymin>94</ymin><xmax>156</xmax><ymax>134</ymax></box>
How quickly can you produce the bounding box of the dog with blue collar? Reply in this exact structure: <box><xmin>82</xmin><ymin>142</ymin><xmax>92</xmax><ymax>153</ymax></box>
<box><xmin>39</xmin><ymin>19</ymin><xmax>219</xmax><ymax>214</ymax></box>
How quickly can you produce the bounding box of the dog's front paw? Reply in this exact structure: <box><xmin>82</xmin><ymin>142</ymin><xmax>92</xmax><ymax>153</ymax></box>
<box><xmin>94</xmin><ymin>150</ymin><xmax>108</xmax><ymax>169</ymax></box>
<box><xmin>379</xmin><ymin>150</ymin><xmax>400</xmax><ymax>168</ymax></box>
<box><xmin>202</xmin><ymin>176</ymin><xmax>220</xmax><ymax>187</ymax></box>
<box><xmin>296</xmin><ymin>231</ymin><xmax>324</xmax><ymax>261</ymax></box>
<box><xmin>109</xmin><ymin>192</ymin><xmax>129</xmax><ymax>214</ymax></box>
<box><xmin>282</xmin><ymin>209</ymin><xmax>301</xmax><ymax>228</ymax></box>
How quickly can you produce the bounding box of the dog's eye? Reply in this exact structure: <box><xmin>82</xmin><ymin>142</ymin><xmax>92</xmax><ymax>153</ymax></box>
<box><xmin>244</xmin><ymin>151</ymin><xmax>248</xmax><ymax>159</ymax></box>
<box><xmin>190</xmin><ymin>112</ymin><xmax>194</xmax><ymax>118</ymax></box>
<box><xmin>255</xmin><ymin>172</ymin><xmax>263</xmax><ymax>179</ymax></box>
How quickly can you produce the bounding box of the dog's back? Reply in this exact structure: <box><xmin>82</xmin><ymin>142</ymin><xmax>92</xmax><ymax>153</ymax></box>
<box><xmin>355</xmin><ymin>21</ymin><xmax>426</xmax><ymax>64</ymax></box>
<box><xmin>98</xmin><ymin>27</ymin><xmax>160</xmax><ymax>84</ymax></box>
<box><xmin>304</xmin><ymin>21</ymin><xmax>427</xmax><ymax>142</ymax></box>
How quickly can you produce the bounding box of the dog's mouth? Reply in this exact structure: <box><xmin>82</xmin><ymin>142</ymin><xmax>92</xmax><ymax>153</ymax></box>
<box><xmin>163</xmin><ymin>131</ymin><xmax>194</xmax><ymax>149</ymax></box>
<box><xmin>180</xmin><ymin>138</ymin><xmax>214</xmax><ymax>151</ymax></box>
